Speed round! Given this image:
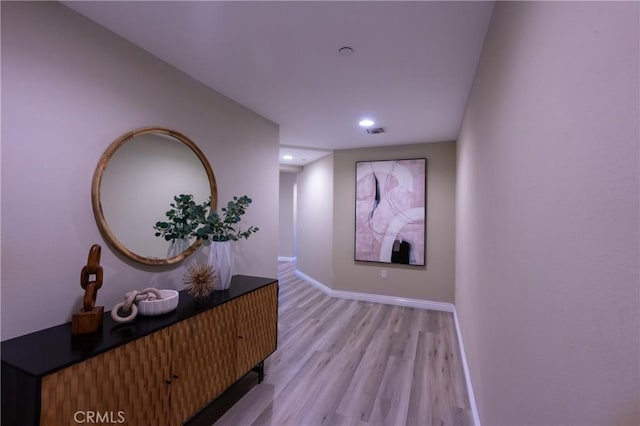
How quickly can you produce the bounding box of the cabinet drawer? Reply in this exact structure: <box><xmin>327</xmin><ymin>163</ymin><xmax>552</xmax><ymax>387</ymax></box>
<box><xmin>170</xmin><ymin>301</ymin><xmax>237</xmax><ymax>425</ymax></box>
<box><xmin>40</xmin><ymin>328</ymin><xmax>171</xmax><ymax>426</ymax></box>
<box><xmin>234</xmin><ymin>282</ymin><xmax>278</xmax><ymax>379</ymax></box>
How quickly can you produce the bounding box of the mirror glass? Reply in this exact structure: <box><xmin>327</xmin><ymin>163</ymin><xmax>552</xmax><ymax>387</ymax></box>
<box><xmin>92</xmin><ymin>127</ymin><xmax>217</xmax><ymax>265</ymax></box>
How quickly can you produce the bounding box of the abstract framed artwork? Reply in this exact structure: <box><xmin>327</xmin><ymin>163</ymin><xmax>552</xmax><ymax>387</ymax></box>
<box><xmin>355</xmin><ymin>158</ymin><xmax>426</xmax><ymax>266</ymax></box>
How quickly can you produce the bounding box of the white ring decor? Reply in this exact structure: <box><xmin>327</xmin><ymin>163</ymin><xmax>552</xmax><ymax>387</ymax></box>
<box><xmin>111</xmin><ymin>287</ymin><xmax>169</xmax><ymax>323</ymax></box>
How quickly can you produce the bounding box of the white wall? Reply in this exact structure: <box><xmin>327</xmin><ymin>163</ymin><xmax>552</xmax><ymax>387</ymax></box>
<box><xmin>456</xmin><ymin>2</ymin><xmax>639</xmax><ymax>424</ymax></box>
<box><xmin>1</xmin><ymin>2</ymin><xmax>279</xmax><ymax>340</ymax></box>
<box><xmin>278</xmin><ymin>171</ymin><xmax>297</xmax><ymax>259</ymax></box>
<box><xmin>333</xmin><ymin>143</ymin><xmax>456</xmax><ymax>302</ymax></box>
<box><xmin>296</xmin><ymin>154</ymin><xmax>334</xmax><ymax>286</ymax></box>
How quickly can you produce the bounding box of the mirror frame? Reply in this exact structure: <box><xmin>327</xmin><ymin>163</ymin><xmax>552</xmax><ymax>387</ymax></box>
<box><xmin>91</xmin><ymin>127</ymin><xmax>218</xmax><ymax>265</ymax></box>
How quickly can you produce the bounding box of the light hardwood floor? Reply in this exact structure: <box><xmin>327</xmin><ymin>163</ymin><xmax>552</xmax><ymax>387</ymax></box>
<box><xmin>214</xmin><ymin>262</ymin><xmax>472</xmax><ymax>426</ymax></box>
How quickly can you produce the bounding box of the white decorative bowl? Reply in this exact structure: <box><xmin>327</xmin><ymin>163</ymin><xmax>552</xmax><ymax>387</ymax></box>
<box><xmin>137</xmin><ymin>289</ymin><xmax>179</xmax><ymax>316</ymax></box>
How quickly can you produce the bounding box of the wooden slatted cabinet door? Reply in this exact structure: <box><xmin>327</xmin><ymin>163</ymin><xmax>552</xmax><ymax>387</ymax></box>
<box><xmin>169</xmin><ymin>301</ymin><xmax>237</xmax><ymax>425</ymax></box>
<box><xmin>233</xmin><ymin>282</ymin><xmax>278</xmax><ymax>380</ymax></box>
<box><xmin>40</xmin><ymin>328</ymin><xmax>172</xmax><ymax>426</ymax></box>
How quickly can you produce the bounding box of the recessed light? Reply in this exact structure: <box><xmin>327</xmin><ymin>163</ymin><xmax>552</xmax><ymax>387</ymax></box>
<box><xmin>282</xmin><ymin>155</ymin><xmax>293</xmax><ymax>160</ymax></box>
<box><xmin>359</xmin><ymin>119</ymin><xmax>375</xmax><ymax>127</ymax></box>
<box><xmin>338</xmin><ymin>46</ymin><xmax>354</xmax><ymax>56</ymax></box>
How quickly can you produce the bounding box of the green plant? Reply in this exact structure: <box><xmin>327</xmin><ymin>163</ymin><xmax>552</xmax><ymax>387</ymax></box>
<box><xmin>153</xmin><ymin>194</ymin><xmax>206</xmax><ymax>241</ymax></box>
<box><xmin>153</xmin><ymin>194</ymin><xmax>259</xmax><ymax>243</ymax></box>
<box><xmin>194</xmin><ymin>195</ymin><xmax>259</xmax><ymax>243</ymax></box>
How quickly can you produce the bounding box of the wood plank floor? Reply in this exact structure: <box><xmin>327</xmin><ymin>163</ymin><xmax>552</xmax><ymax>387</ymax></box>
<box><xmin>213</xmin><ymin>262</ymin><xmax>472</xmax><ymax>426</ymax></box>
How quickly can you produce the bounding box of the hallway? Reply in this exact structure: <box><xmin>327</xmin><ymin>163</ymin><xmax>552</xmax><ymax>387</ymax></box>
<box><xmin>214</xmin><ymin>262</ymin><xmax>471</xmax><ymax>426</ymax></box>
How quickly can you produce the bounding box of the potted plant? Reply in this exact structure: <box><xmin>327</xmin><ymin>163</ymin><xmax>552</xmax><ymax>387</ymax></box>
<box><xmin>193</xmin><ymin>195</ymin><xmax>259</xmax><ymax>290</ymax></box>
<box><xmin>153</xmin><ymin>194</ymin><xmax>205</xmax><ymax>257</ymax></box>
<box><xmin>154</xmin><ymin>194</ymin><xmax>259</xmax><ymax>290</ymax></box>
<box><xmin>193</xmin><ymin>195</ymin><xmax>259</xmax><ymax>243</ymax></box>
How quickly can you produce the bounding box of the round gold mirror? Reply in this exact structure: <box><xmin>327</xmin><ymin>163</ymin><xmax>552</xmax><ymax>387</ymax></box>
<box><xmin>92</xmin><ymin>127</ymin><xmax>217</xmax><ymax>265</ymax></box>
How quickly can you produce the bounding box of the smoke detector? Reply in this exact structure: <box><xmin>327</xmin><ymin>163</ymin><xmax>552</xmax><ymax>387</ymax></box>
<box><xmin>366</xmin><ymin>127</ymin><xmax>386</xmax><ymax>135</ymax></box>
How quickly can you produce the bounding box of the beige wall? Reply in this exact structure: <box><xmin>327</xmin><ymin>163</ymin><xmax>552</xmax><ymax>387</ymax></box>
<box><xmin>333</xmin><ymin>142</ymin><xmax>456</xmax><ymax>302</ymax></box>
<box><xmin>278</xmin><ymin>171</ymin><xmax>297</xmax><ymax>258</ymax></box>
<box><xmin>1</xmin><ymin>2</ymin><xmax>279</xmax><ymax>340</ymax></box>
<box><xmin>296</xmin><ymin>154</ymin><xmax>334</xmax><ymax>286</ymax></box>
<box><xmin>456</xmin><ymin>2</ymin><xmax>639</xmax><ymax>425</ymax></box>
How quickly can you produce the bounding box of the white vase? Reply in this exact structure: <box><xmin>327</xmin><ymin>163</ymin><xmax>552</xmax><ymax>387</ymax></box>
<box><xmin>167</xmin><ymin>238</ymin><xmax>189</xmax><ymax>258</ymax></box>
<box><xmin>208</xmin><ymin>241</ymin><xmax>234</xmax><ymax>290</ymax></box>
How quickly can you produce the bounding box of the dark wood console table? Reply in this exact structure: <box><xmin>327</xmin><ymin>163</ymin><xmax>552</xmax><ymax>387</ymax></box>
<box><xmin>1</xmin><ymin>275</ymin><xmax>278</xmax><ymax>426</ymax></box>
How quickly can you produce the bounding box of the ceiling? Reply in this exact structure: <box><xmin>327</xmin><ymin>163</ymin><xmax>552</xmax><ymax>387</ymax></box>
<box><xmin>63</xmin><ymin>1</ymin><xmax>494</xmax><ymax>166</ymax></box>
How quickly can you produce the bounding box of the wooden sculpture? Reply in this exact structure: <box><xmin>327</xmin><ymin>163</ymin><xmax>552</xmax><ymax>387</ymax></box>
<box><xmin>71</xmin><ymin>244</ymin><xmax>104</xmax><ymax>334</ymax></box>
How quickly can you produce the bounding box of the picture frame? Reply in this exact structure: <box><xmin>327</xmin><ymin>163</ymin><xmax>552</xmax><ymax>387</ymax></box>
<box><xmin>354</xmin><ymin>158</ymin><xmax>426</xmax><ymax>266</ymax></box>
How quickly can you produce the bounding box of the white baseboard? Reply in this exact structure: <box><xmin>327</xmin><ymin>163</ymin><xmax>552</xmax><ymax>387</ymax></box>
<box><xmin>453</xmin><ymin>307</ymin><xmax>481</xmax><ymax>426</ymax></box>
<box><xmin>294</xmin><ymin>268</ymin><xmax>480</xmax><ymax>426</ymax></box>
<box><xmin>294</xmin><ymin>270</ymin><xmax>454</xmax><ymax>312</ymax></box>
<box><xmin>278</xmin><ymin>256</ymin><xmax>297</xmax><ymax>262</ymax></box>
